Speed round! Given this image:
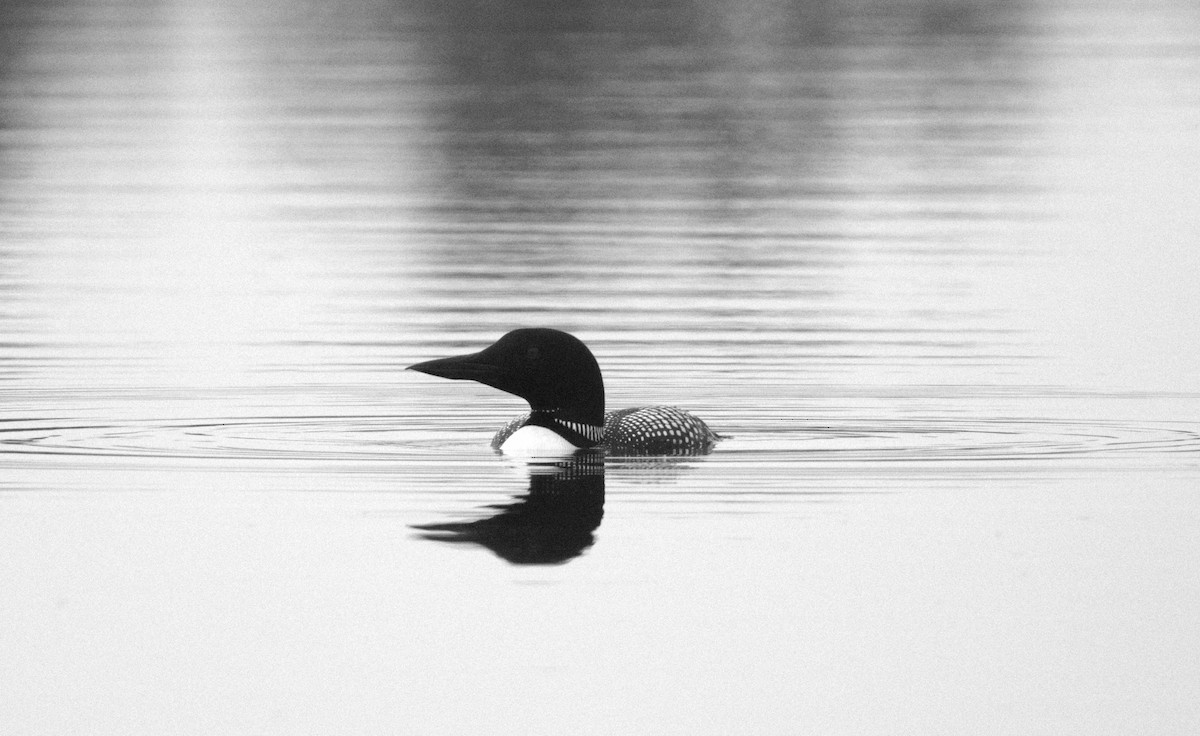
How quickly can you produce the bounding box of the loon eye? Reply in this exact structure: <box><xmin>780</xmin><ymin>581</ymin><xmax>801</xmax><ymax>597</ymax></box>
<box><xmin>526</xmin><ymin>346</ymin><xmax>540</xmax><ymax>362</ymax></box>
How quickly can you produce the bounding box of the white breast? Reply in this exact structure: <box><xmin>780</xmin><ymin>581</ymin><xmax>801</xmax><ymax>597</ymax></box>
<box><xmin>498</xmin><ymin>424</ymin><xmax>580</xmax><ymax>458</ymax></box>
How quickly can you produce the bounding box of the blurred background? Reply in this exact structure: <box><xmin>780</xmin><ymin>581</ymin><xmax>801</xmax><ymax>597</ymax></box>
<box><xmin>3</xmin><ymin>0</ymin><xmax>1195</xmax><ymax>400</ymax></box>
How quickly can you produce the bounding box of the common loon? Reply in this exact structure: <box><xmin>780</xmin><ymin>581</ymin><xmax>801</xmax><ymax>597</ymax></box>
<box><xmin>408</xmin><ymin>328</ymin><xmax>719</xmax><ymax>456</ymax></box>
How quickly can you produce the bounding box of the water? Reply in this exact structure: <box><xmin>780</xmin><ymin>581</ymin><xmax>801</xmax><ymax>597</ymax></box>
<box><xmin>3</xmin><ymin>0</ymin><xmax>1200</xmax><ymax>732</ymax></box>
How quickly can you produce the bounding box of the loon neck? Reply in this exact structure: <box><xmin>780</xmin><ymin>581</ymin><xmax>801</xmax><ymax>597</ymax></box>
<box><xmin>527</xmin><ymin>410</ymin><xmax>604</xmax><ymax>447</ymax></box>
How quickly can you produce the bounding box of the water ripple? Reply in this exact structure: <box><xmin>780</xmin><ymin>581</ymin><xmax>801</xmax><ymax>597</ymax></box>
<box><xmin>2</xmin><ymin>414</ymin><xmax>1196</xmax><ymax>467</ymax></box>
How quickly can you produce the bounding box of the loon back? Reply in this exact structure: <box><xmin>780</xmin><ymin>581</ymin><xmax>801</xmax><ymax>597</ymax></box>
<box><xmin>492</xmin><ymin>406</ymin><xmax>719</xmax><ymax>456</ymax></box>
<box><xmin>408</xmin><ymin>328</ymin><xmax>719</xmax><ymax>456</ymax></box>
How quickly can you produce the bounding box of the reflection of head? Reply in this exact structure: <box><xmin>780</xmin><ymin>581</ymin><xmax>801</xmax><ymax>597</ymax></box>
<box><xmin>413</xmin><ymin>454</ymin><xmax>605</xmax><ymax>565</ymax></box>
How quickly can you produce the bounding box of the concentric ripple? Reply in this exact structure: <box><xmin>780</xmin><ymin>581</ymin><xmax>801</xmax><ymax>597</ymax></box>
<box><xmin>738</xmin><ymin>417</ymin><xmax>1200</xmax><ymax>463</ymax></box>
<box><xmin>2</xmin><ymin>414</ymin><xmax>1197</xmax><ymax>467</ymax></box>
<box><xmin>0</xmin><ymin>416</ymin><xmax>466</xmax><ymax>462</ymax></box>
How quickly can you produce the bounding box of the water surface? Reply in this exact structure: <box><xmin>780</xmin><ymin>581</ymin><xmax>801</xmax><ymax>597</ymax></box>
<box><xmin>3</xmin><ymin>0</ymin><xmax>1200</xmax><ymax>732</ymax></box>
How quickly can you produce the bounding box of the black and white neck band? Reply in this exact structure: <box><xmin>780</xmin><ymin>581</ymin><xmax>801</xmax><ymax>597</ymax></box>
<box><xmin>553</xmin><ymin>418</ymin><xmax>604</xmax><ymax>444</ymax></box>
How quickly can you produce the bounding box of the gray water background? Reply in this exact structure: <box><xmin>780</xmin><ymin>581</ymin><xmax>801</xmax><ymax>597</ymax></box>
<box><xmin>3</xmin><ymin>0</ymin><xmax>1200</xmax><ymax>732</ymax></box>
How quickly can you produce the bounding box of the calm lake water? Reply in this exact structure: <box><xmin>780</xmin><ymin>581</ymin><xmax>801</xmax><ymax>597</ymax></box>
<box><xmin>3</xmin><ymin>0</ymin><xmax>1200</xmax><ymax>732</ymax></box>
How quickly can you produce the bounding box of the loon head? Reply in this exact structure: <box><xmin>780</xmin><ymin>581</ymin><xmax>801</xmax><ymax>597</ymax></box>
<box><xmin>407</xmin><ymin>328</ymin><xmax>605</xmax><ymax>427</ymax></box>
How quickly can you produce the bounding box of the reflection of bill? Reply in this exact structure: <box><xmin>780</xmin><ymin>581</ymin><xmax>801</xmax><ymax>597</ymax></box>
<box><xmin>413</xmin><ymin>454</ymin><xmax>606</xmax><ymax>565</ymax></box>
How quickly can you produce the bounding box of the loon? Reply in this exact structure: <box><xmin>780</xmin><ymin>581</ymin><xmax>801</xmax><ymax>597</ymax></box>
<box><xmin>408</xmin><ymin>328</ymin><xmax>719</xmax><ymax>456</ymax></box>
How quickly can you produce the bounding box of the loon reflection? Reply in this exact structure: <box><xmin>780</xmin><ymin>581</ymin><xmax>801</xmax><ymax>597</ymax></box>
<box><xmin>413</xmin><ymin>453</ymin><xmax>605</xmax><ymax>565</ymax></box>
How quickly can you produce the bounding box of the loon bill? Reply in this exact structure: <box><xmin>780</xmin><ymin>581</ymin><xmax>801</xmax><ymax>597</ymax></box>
<box><xmin>407</xmin><ymin>328</ymin><xmax>719</xmax><ymax>456</ymax></box>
